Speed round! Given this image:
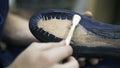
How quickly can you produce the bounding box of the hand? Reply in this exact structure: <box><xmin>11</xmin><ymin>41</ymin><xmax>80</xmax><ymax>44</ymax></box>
<box><xmin>77</xmin><ymin>11</ymin><xmax>99</xmax><ymax>67</ymax></box>
<box><xmin>8</xmin><ymin>41</ymin><xmax>79</xmax><ymax>68</ymax></box>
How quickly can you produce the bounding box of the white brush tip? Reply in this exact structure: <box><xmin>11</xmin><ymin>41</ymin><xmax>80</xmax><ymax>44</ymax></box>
<box><xmin>73</xmin><ymin>14</ymin><xmax>81</xmax><ymax>25</ymax></box>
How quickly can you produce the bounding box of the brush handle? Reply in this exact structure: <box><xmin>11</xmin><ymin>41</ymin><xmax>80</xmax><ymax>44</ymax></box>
<box><xmin>66</xmin><ymin>24</ymin><xmax>77</xmax><ymax>46</ymax></box>
<box><xmin>66</xmin><ymin>14</ymin><xmax>81</xmax><ymax>46</ymax></box>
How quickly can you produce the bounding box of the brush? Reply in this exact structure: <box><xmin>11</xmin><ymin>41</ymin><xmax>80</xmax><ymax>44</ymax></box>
<box><xmin>65</xmin><ymin>14</ymin><xmax>81</xmax><ymax>46</ymax></box>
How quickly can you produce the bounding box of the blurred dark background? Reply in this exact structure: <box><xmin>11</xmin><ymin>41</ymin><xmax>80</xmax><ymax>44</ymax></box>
<box><xmin>10</xmin><ymin>0</ymin><xmax>120</xmax><ymax>25</ymax></box>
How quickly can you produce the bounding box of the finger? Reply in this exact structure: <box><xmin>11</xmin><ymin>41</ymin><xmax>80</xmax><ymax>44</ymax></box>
<box><xmin>61</xmin><ymin>56</ymin><xmax>79</xmax><ymax>68</ymax></box>
<box><xmin>83</xmin><ymin>11</ymin><xmax>93</xmax><ymax>18</ymax></box>
<box><xmin>78</xmin><ymin>57</ymin><xmax>86</xmax><ymax>62</ymax></box>
<box><xmin>44</xmin><ymin>45</ymin><xmax>73</xmax><ymax>62</ymax></box>
<box><xmin>30</xmin><ymin>40</ymin><xmax>65</xmax><ymax>50</ymax></box>
<box><xmin>78</xmin><ymin>57</ymin><xmax>86</xmax><ymax>67</ymax></box>
<box><xmin>89</xmin><ymin>58</ymin><xmax>99</xmax><ymax>65</ymax></box>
